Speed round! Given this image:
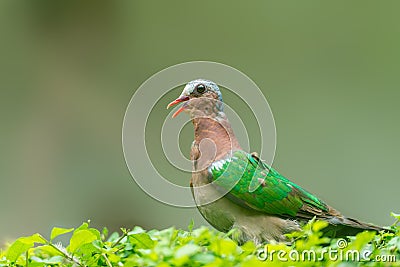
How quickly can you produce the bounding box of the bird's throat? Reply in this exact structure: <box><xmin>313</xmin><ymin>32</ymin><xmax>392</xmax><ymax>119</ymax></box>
<box><xmin>191</xmin><ymin>116</ymin><xmax>241</xmax><ymax>165</ymax></box>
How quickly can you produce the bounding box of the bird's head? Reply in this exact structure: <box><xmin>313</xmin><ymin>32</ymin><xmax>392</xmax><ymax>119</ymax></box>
<box><xmin>167</xmin><ymin>79</ymin><xmax>223</xmax><ymax>118</ymax></box>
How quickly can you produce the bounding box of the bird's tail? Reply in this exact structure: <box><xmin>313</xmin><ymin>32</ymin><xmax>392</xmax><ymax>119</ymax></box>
<box><xmin>324</xmin><ymin>216</ymin><xmax>392</xmax><ymax>237</ymax></box>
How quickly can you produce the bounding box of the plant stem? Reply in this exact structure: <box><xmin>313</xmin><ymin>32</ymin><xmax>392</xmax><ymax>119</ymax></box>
<box><xmin>48</xmin><ymin>242</ymin><xmax>84</xmax><ymax>267</ymax></box>
<box><xmin>102</xmin><ymin>253</ymin><xmax>112</xmax><ymax>267</ymax></box>
<box><xmin>111</xmin><ymin>230</ymin><xmax>129</xmax><ymax>248</ymax></box>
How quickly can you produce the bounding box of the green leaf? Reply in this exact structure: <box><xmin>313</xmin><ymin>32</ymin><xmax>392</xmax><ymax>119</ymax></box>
<box><xmin>175</xmin><ymin>243</ymin><xmax>200</xmax><ymax>259</ymax></box>
<box><xmin>107</xmin><ymin>232</ymin><xmax>120</xmax><ymax>243</ymax></box>
<box><xmin>21</xmin><ymin>233</ymin><xmax>47</xmax><ymax>244</ymax></box>
<box><xmin>312</xmin><ymin>220</ymin><xmax>329</xmax><ymax>232</ymax></box>
<box><xmin>241</xmin><ymin>241</ymin><xmax>256</xmax><ymax>255</ymax></box>
<box><xmin>129</xmin><ymin>233</ymin><xmax>155</xmax><ymax>249</ymax></box>
<box><xmin>30</xmin><ymin>255</ymin><xmax>64</xmax><ymax>264</ymax></box>
<box><xmin>75</xmin><ymin>242</ymin><xmax>102</xmax><ymax>265</ymax></box>
<box><xmin>75</xmin><ymin>221</ymin><xmax>89</xmax><ymax>231</ymax></box>
<box><xmin>6</xmin><ymin>234</ymin><xmax>46</xmax><ymax>262</ymax></box>
<box><xmin>88</xmin><ymin>228</ymin><xmax>101</xmax><ymax>240</ymax></box>
<box><xmin>192</xmin><ymin>253</ymin><xmax>215</xmax><ymax>264</ymax></box>
<box><xmin>350</xmin><ymin>231</ymin><xmax>376</xmax><ymax>251</ymax></box>
<box><xmin>391</xmin><ymin>212</ymin><xmax>400</xmax><ymax>226</ymax></box>
<box><xmin>188</xmin><ymin>219</ymin><xmax>194</xmax><ymax>232</ymax></box>
<box><xmin>128</xmin><ymin>226</ymin><xmax>145</xmax><ymax>235</ymax></box>
<box><xmin>101</xmin><ymin>227</ymin><xmax>109</xmax><ymax>240</ymax></box>
<box><xmin>210</xmin><ymin>239</ymin><xmax>238</xmax><ymax>256</ymax></box>
<box><xmin>3</xmin><ymin>217</ymin><xmax>400</xmax><ymax>266</ymax></box>
<box><xmin>50</xmin><ymin>227</ymin><xmax>74</xmax><ymax>241</ymax></box>
<box><xmin>33</xmin><ymin>244</ymin><xmax>63</xmax><ymax>256</ymax></box>
<box><xmin>6</xmin><ymin>240</ymin><xmax>33</xmax><ymax>263</ymax></box>
<box><xmin>391</xmin><ymin>212</ymin><xmax>400</xmax><ymax>220</ymax></box>
<box><xmin>68</xmin><ymin>229</ymin><xmax>98</xmax><ymax>253</ymax></box>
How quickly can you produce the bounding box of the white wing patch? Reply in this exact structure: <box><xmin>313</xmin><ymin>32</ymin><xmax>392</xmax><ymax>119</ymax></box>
<box><xmin>211</xmin><ymin>158</ymin><xmax>231</xmax><ymax>171</ymax></box>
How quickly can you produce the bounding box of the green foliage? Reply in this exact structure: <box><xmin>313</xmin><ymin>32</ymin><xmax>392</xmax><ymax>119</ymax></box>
<box><xmin>1</xmin><ymin>217</ymin><xmax>399</xmax><ymax>267</ymax></box>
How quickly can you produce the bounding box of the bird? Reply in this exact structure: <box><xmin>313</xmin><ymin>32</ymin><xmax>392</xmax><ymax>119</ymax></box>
<box><xmin>167</xmin><ymin>79</ymin><xmax>388</xmax><ymax>244</ymax></box>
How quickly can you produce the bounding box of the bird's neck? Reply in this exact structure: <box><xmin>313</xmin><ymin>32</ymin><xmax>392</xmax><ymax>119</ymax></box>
<box><xmin>192</xmin><ymin>115</ymin><xmax>241</xmax><ymax>163</ymax></box>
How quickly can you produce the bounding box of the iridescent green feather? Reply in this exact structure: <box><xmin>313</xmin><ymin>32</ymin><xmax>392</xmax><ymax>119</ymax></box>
<box><xmin>209</xmin><ymin>150</ymin><xmax>328</xmax><ymax>217</ymax></box>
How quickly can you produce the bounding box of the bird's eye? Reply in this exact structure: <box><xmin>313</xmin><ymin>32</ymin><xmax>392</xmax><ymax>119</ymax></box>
<box><xmin>196</xmin><ymin>84</ymin><xmax>206</xmax><ymax>94</ymax></box>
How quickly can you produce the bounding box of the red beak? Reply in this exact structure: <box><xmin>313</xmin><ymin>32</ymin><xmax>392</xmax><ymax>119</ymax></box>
<box><xmin>167</xmin><ymin>95</ymin><xmax>189</xmax><ymax>118</ymax></box>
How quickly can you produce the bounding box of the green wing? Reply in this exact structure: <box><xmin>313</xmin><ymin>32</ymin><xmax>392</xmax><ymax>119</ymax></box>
<box><xmin>208</xmin><ymin>150</ymin><xmax>331</xmax><ymax>219</ymax></box>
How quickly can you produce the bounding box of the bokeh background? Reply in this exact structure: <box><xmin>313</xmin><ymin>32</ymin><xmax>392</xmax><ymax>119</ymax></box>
<box><xmin>1</xmin><ymin>1</ymin><xmax>399</xmax><ymax>243</ymax></box>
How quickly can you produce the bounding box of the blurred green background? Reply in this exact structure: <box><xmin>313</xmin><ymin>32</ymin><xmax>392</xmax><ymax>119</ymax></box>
<box><xmin>1</xmin><ymin>1</ymin><xmax>399</xmax><ymax>243</ymax></box>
